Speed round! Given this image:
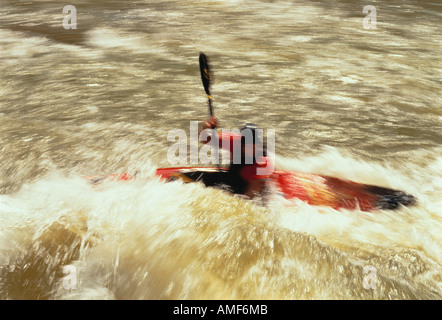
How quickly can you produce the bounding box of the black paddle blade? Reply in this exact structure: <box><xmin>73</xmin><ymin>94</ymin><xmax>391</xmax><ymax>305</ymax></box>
<box><xmin>199</xmin><ymin>52</ymin><xmax>213</xmax><ymax>96</ymax></box>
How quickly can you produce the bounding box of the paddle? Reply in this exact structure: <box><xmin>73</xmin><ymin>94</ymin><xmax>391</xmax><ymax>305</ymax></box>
<box><xmin>199</xmin><ymin>52</ymin><xmax>223</xmax><ymax>169</ymax></box>
<box><xmin>199</xmin><ymin>52</ymin><xmax>214</xmax><ymax>116</ymax></box>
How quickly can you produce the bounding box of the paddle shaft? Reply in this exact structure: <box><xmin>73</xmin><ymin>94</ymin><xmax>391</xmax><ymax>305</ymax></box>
<box><xmin>199</xmin><ymin>52</ymin><xmax>214</xmax><ymax>116</ymax></box>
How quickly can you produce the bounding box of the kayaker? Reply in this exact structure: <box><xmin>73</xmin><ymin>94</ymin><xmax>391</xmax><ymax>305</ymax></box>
<box><xmin>201</xmin><ymin>115</ymin><xmax>273</xmax><ymax>202</ymax></box>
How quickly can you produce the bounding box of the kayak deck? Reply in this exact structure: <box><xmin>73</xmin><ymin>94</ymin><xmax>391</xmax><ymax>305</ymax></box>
<box><xmin>154</xmin><ymin>167</ymin><xmax>416</xmax><ymax>212</ymax></box>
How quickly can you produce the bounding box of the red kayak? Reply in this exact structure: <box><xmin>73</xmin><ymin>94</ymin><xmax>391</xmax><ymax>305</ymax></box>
<box><xmin>154</xmin><ymin>167</ymin><xmax>416</xmax><ymax>212</ymax></box>
<box><xmin>87</xmin><ymin>167</ymin><xmax>416</xmax><ymax>212</ymax></box>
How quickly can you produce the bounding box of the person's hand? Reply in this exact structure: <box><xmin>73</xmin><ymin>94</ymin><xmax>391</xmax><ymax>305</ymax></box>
<box><xmin>203</xmin><ymin>116</ymin><xmax>218</xmax><ymax>129</ymax></box>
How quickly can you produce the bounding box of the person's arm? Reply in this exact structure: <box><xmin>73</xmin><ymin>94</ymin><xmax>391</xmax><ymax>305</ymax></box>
<box><xmin>200</xmin><ymin>116</ymin><xmax>241</xmax><ymax>153</ymax></box>
<box><xmin>199</xmin><ymin>116</ymin><xmax>218</xmax><ymax>146</ymax></box>
<box><xmin>200</xmin><ymin>116</ymin><xmax>218</xmax><ymax>136</ymax></box>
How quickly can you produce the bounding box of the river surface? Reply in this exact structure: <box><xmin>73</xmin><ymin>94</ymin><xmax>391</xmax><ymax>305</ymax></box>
<box><xmin>0</xmin><ymin>0</ymin><xmax>441</xmax><ymax>300</ymax></box>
